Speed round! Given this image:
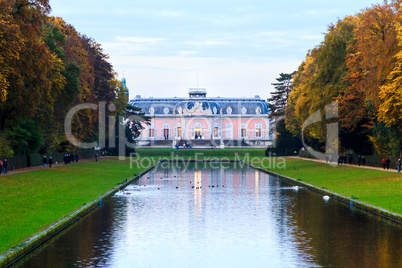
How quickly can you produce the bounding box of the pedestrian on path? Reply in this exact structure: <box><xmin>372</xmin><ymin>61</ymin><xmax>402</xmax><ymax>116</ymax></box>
<box><xmin>386</xmin><ymin>158</ymin><xmax>390</xmax><ymax>170</ymax></box>
<box><xmin>397</xmin><ymin>159</ymin><xmax>401</xmax><ymax>173</ymax></box>
<box><xmin>43</xmin><ymin>156</ymin><xmax>47</xmax><ymax>167</ymax></box>
<box><xmin>95</xmin><ymin>154</ymin><xmax>98</xmax><ymax>162</ymax></box>
<box><xmin>358</xmin><ymin>155</ymin><xmax>362</xmax><ymax>166</ymax></box>
<box><xmin>3</xmin><ymin>159</ymin><xmax>8</xmax><ymax>174</ymax></box>
<box><xmin>49</xmin><ymin>157</ymin><xmax>53</xmax><ymax>168</ymax></box>
<box><xmin>362</xmin><ymin>156</ymin><xmax>366</xmax><ymax>166</ymax></box>
<box><xmin>0</xmin><ymin>161</ymin><xmax>3</xmax><ymax>176</ymax></box>
<box><xmin>382</xmin><ymin>158</ymin><xmax>386</xmax><ymax>169</ymax></box>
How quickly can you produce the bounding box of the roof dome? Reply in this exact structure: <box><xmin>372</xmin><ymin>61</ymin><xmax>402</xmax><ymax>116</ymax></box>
<box><xmin>121</xmin><ymin>77</ymin><xmax>127</xmax><ymax>86</ymax></box>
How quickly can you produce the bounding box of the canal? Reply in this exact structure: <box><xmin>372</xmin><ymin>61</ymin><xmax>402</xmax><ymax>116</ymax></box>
<box><xmin>14</xmin><ymin>162</ymin><xmax>402</xmax><ymax>267</ymax></box>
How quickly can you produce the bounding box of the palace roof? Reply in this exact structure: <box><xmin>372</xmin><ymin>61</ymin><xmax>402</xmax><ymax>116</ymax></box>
<box><xmin>129</xmin><ymin>91</ymin><xmax>269</xmax><ymax>116</ymax></box>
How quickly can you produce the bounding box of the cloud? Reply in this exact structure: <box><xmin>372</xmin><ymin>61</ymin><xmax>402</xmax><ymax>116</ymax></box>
<box><xmin>115</xmin><ymin>36</ymin><xmax>165</xmax><ymax>44</ymax></box>
<box><xmin>184</xmin><ymin>40</ymin><xmax>228</xmax><ymax>46</ymax></box>
<box><xmin>177</xmin><ymin>51</ymin><xmax>198</xmax><ymax>56</ymax></box>
<box><xmin>298</xmin><ymin>34</ymin><xmax>324</xmax><ymax>40</ymax></box>
<box><xmin>102</xmin><ymin>36</ymin><xmax>165</xmax><ymax>55</ymax></box>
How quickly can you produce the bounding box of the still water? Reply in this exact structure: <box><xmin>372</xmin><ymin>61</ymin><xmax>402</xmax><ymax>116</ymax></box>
<box><xmin>15</xmin><ymin>163</ymin><xmax>401</xmax><ymax>267</ymax></box>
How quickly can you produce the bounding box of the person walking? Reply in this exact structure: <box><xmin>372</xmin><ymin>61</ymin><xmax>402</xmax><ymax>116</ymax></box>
<box><xmin>49</xmin><ymin>157</ymin><xmax>53</xmax><ymax>168</ymax></box>
<box><xmin>362</xmin><ymin>156</ymin><xmax>366</xmax><ymax>166</ymax></box>
<box><xmin>3</xmin><ymin>159</ymin><xmax>8</xmax><ymax>174</ymax></box>
<box><xmin>397</xmin><ymin>159</ymin><xmax>401</xmax><ymax>173</ymax></box>
<box><xmin>95</xmin><ymin>153</ymin><xmax>98</xmax><ymax>162</ymax></box>
<box><xmin>358</xmin><ymin>155</ymin><xmax>362</xmax><ymax>166</ymax></box>
<box><xmin>43</xmin><ymin>156</ymin><xmax>47</xmax><ymax>167</ymax></box>
<box><xmin>75</xmin><ymin>153</ymin><xmax>79</xmax><ymax>162</ymax></box>
<box><xmin>386</xmin><ymin>158</ymin><xmax>390</xmax><ymax>170</ymax></box>
<box><xmin>0</xmin><ymin>161</ymin><xmax>3</xmax><ymax>176</ymax></box>
<box><xmin>382</xmin><ymin>158</ymin><xmax>386</xmax><ymax>169</ymax></box>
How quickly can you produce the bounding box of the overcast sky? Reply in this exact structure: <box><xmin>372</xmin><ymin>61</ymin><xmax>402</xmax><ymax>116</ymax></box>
<box><xmin>50</xmin><ymin>0</ymin><xmax>380</xmax><ymax>100</ymax></box>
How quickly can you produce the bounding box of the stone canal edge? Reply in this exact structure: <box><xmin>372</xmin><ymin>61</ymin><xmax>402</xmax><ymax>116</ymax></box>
<box><xmin>1</xmin><ymin>160</ymin><xmax>401</xmax><ymax>267</ymax></box>
<box><xmin>0</xmin><ymin>165</ymin><xmax>156</xmax><ymax>268</ymax></box>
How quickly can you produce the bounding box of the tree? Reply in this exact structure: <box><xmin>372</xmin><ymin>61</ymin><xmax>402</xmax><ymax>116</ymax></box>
<box><xmin>0</xmin><ymin>0</ymin><xmax>53</xmax><ymax>130</ymax></box>
<box><xmin>8</xmin><ymin>119</ymin><xmax>43</xmax><ymax>155</ymax></box>
<box><xmin>0</xmin><ymin>0</ymin><xmax>23</xmax><ymax>106</ymax></box>
<box><xmin>105</xmin><ymin>79</ymin><xmax>149</xmax><ymax>156</ymax></box>
<box><xmin>266</xmin><ymin>119</ymin><xmax>302</xmax><ymax>156</ymax></box>
<box><xmin>268</xmin><ymin>72</ymin><xmax>295</xmax><ymax>118</ymax></box>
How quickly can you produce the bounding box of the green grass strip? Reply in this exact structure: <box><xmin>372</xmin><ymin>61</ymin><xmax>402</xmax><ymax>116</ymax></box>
<box><xmin>252</xmin><ymin>157</ymin><xmax>402</xmax><ymax>215</ymax></box>
<box><xmin>0</xmin><ymin>160</ymin><xmax>143</xmax><ymax>254</ymax></box>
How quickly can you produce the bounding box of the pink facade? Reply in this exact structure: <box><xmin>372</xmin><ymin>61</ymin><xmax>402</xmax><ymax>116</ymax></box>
<box><xmin>142</xmin><ymin>118</ymin><xmax>268</xmax><ymax>140</ymax></box>
<box><xmin>130</xmin><ymin>88</ymin><xmax>272</xmax><ymax>147</ymax></box>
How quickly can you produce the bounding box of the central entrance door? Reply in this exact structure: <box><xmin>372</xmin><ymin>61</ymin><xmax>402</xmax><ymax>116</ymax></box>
<box><xmin>194</xmin><ymin>127</ymin><xmax>201</xmax><ymax>138</ymax></box>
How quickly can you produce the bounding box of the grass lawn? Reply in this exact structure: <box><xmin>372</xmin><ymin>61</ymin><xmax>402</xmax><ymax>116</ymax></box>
<box><xmin>0</xmin><ymin>159</ymin><xmax>143</xmax><ymax>254</ymax></box>
<box><xmin>254</xmin><ymin>158</ymin><xmax>402</xmax><ymax>215</ymax></box>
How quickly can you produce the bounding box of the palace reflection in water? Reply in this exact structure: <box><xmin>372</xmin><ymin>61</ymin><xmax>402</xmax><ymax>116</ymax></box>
<box><xmin>15</xmin><ymin>163</ymin><xmax>402</xmax><ymax>268</ymax></box>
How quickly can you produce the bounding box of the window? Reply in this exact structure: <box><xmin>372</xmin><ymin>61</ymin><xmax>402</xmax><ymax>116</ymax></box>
<box><xmin>148</xmin><ymin>122</ymin><xmax>155</xmax><ymax>138</ymax></box>
<box><xmin>213</xmin><ymin>121</ymin><xmax>219</xmax><ymax>138</ymax></box>
<box><xmin>241</xmin><ymin>129</ymin><xmax>247</xmax><ymax>137</ymax></box>
<box><xmin>241</xmin><ymin>122</ymin><xmax>247</xmax><ymax>138</ymax></box>
<box><xmin>163</xmin><ymin>122</ymin><xmax>170</xmax><ymax>139</ymax></box>
<box><xmin>226</xmin><ymin>122</ymin><xmax>233</xmax><ymax>138</ymax></box>
<box><xmin>255</xmin><ymin>122</ymin><xmax>262</xmax><ymax>138</ymax></box>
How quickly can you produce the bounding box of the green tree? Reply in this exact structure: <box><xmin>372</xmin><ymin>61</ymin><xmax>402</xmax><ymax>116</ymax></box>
<box><xmin>266</xmin><ymin>119</ymin><xmax>302</xmax><ymax>156</ymax></box>
<box><xmin>268</xmin><ymin>72</ymin><xmax>295</xmax><ymax>118</ymax></box>
<box><xmin>105</xmin><ymin>79</ymin><xmax>149</xmax><ymax>156</ymax></box>
<box><xmin>8</xmin><ymin>119</ymin><xmax>43</xmax><ymax>155</ymax></box>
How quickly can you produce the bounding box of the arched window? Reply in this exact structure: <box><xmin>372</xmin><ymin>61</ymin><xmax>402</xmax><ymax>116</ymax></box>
<box><xmin>241</xmin><ymin>122</ymin><xmax>247</xmax><ymax>138</ymax></box>
<box><xmin>176</xmin><ymin>122</ymin><xmax>182</xmax><ymax>138</ymax></box>
<box><xmin>225</xmin><ymin>122</ymin><xmax>233</xmax><ymax>138</ymax></box>
<box><xmin>213</xmin><ymin>121</ymin><xmax>219</xmax><ymax>138</ymax></box>
<box><xmin>255</xmin><ymin>122</ymin><xmax>262</xmax><ymax>138</ymax></box>
<box><xmin>148</xmin><ymin>122</ymin><xmax>155</xmax><ymax>138</ymax></box>
<box><xmin>163</xmin><ymin>122</ymin><xmax>170</xmax><ymax>140</ymax></box>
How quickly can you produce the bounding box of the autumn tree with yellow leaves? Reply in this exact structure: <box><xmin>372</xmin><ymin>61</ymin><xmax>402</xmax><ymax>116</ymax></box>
<box><xmin>285</xmin><ymin>1</ymin><xmax>402</xmax><ymax>156</ymax></box>
<box><xmin>0</xmin><ymin>0</ymin><xmax>140</xmax><ymax>156</ymax></box>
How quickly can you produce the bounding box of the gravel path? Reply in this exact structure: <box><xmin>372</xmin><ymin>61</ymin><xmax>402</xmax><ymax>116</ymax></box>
<box><xmin>0</xmin><ymin>158</ymin><xmax>96</xmax><ymax>176</ymax></box>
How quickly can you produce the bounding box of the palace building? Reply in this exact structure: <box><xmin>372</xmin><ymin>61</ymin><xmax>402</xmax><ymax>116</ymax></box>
<box><xmin>129</xmin><ymin>86</ymin><xmax>273</xmax><ymax>148</ymax></box>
